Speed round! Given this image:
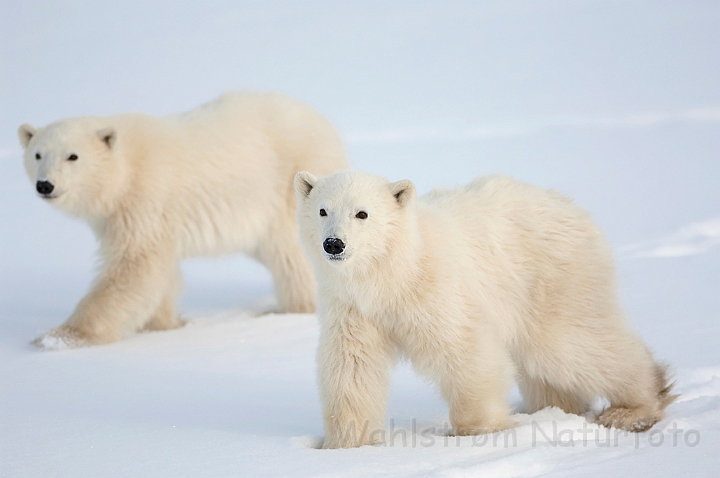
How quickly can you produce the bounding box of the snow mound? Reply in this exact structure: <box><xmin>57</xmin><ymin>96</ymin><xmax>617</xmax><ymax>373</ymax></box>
<box><xmin>620</xmin><ymin>218</ymin><xmax>720</xmax><ymax>259</ymax></box>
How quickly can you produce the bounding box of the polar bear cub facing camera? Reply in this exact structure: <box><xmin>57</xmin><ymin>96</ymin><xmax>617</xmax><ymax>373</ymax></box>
<box><xmin>294</xmin><ymin>170</ymin><xmax>676</xmax><ymax>449</ymax></box>
<box><xmin>19</xmin><ymin>91</ymin><xmax>348</xmax><ymax>349</ymax></box>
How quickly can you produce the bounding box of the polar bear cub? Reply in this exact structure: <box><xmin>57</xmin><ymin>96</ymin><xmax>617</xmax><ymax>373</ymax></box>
<box><xmin>294</xmin><ymin>170</ymin><xmax>676</xmax><ymax>449</ymax></box>
<box><xmin>19</xmin><ymin>91</ymin><xmax>348</xmax><ymax>348</ymax></box>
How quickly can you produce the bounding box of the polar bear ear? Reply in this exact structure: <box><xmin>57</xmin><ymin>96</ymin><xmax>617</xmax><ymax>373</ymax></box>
<box><xmin>18</xmin><ymin>124</ymin><xmax>36</xmax><ymax>149</ymax></box>
<box><xmin>294</xmin><ymin>171</ymin><xmax>318</xmax><ymax>198</ymax></box>
<box><xmin>97</xmin><ymin>127</ymin><xmax>116</xmax><ymax>149</ymax></box>
<box><xmin>390</xmin><ymin>179</ymin><xmax>415</xmax><ymax>207</ymax></box>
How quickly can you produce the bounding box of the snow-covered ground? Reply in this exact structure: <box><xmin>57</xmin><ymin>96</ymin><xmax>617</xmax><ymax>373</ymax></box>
<box><xmin>1</xmin><ymin>1</ymin><xmax>718</xmax><ymax>476</ymax></box>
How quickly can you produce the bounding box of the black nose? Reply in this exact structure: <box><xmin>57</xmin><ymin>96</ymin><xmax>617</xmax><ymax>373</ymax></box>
<box><xmin>323</xmin><ymin>237</ymin><xmax>345</xmax><ymax>255</ymax></box>
<box><xmin>36</xmin><ymin>180</ymin><xmax>54</xmax><ymax>195</ymax></box>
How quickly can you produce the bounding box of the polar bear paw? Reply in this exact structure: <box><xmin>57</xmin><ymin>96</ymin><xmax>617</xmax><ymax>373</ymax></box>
<box><xmin>596</xmin><ymin>406</ymin><xmax>661</xmax><ymax>432</ymax></box>
<box><xmin>453</xmin><ymin>423</ymin><xmax>517</xmax><ymax>437</ymax></box>
<box><xmin>31</xmin><ymin>327</ymin><xmax>90</xmax><ymax>350</ymax></box>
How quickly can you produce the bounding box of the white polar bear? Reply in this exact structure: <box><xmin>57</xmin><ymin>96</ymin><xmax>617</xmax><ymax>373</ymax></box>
<box><xmin>19</xmin><ymin>91</ymin><xmax>348</xmax><ymax>348</ymax></box>
<box><xmin>294</xmin><ymin>170</ymin><xmax>676</xmax><ymax>449</ymax></box>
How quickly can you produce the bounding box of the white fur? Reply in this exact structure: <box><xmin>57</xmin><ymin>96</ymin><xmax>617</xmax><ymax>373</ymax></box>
<box><xmin>19</xmin><ymin>91</ymin><xmax>347</xmax><ymax>347</ymax></box>
<box><xmin>294</xmin><ymin>170</ymin><xmax>676</xmax><ymax>449</ymax></box>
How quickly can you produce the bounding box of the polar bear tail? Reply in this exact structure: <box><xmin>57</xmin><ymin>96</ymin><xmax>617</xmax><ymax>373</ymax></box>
<box><xmin>654</xmin><ymin>361</ymin><xmax>679</xmax><ymax>410</ymax></box>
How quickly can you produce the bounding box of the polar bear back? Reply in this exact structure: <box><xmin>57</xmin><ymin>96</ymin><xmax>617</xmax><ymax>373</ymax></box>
<box><xmin>421</xmin><ymin>174</ymin><xmax>607</xmax><ymax>263</ymax></box>
<box><xmin>88</xmin><ymin>92</ymin><xmax>346</xmax><ymax>257</ymax></box>
<box><xmin>416</xmin><ymin>174</ymin><xmax>617</xmax><ymax>341</ymax></box>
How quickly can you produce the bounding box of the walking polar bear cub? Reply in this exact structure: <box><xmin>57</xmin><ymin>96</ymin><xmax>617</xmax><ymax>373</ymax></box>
<box><xmin>19</xmin><ymin>91</ymin><xmax>347</xmax><ymax>349</ymax></box>
<box><xmin>294</xmin><ymin>170</ymin><xmax>676</xmax><ymax>449</ymax></box>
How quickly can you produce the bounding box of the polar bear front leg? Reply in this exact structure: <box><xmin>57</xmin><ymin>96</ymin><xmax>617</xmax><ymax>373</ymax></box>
<box><xmin>34</xmin><ymin>243</ymin><xmax>178</xmax><ymax>348</ymax></box>
<box><xmin>317</xmin><ymin>309</ymin><xmax>392</xmax><ymax>449</ymax></box>
<box><xmin>437</xmin><ymin>331</ymin><xmax>515</xmax><ymax>436</ymax></box>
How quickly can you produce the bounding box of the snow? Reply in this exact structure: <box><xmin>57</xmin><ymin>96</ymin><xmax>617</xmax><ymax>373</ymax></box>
<box><xmin>619</xmin><ymin>218</ymin><xmax>720</xmax><ymax>259</ymax></box>
<box><xmin>1</xmin><ymin>1</ymin><xmax>718</xmax><ymax>476</ymax></box>
<box><xmin>33</xmin><ymin>333</ymin><xmax>73</xmax><ymax>351</ymax></box>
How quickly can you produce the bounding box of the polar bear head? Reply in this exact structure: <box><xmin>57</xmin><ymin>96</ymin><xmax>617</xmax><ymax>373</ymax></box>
<box><xmin>19</xmin><ymin>118</ymin><xmax>127</xmax><ymax>218</ymax></box>
<box><xmin>294</xmin><ymin>170</ymin><xmax>416</xmax><ymax>271</ymax></box>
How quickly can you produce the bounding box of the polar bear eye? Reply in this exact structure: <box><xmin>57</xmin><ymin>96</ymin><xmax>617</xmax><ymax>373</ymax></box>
<box><xmin>35</xmin><ymin>153</ymin><xmax>41</xmax><ymax>160</ymax></box>
<box><xmin>356</xmin><ymin>211</ymin><xmax>368</xmax><ymax>219</ymax></box>
<box><xmin>67</xmin><ymin>154</ymin><xmax>78</xmax><ymax>161</ymax></box>
<box><xmin>319</xmin><ymin>209</ymin><xmax>327</xmax><ymax>217</ymax></box>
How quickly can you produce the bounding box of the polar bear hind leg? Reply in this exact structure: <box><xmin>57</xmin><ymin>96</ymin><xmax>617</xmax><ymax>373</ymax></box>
<box><xmin>517</xmin><ymin>324</ymin><xmax>676</xmax><ymax>432</ymax></box>
<box><xmin>517</xmin><ymin>372</ymin><xmax>591</xmax><ymax>416</ymax></box>
<box><xmin>596</xmin><ymin>361</ymin><xmax>677</xmax><ymax>432</ymax></box>
<box><xmin>141</xmin><ymin>295</ymin><xmax>186</xmax><ymax>331</ymax></box>
<box><xmin>255</xmin><ymin>218</ymin><xmax>316</xmax><ymax>314</ymax></box>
